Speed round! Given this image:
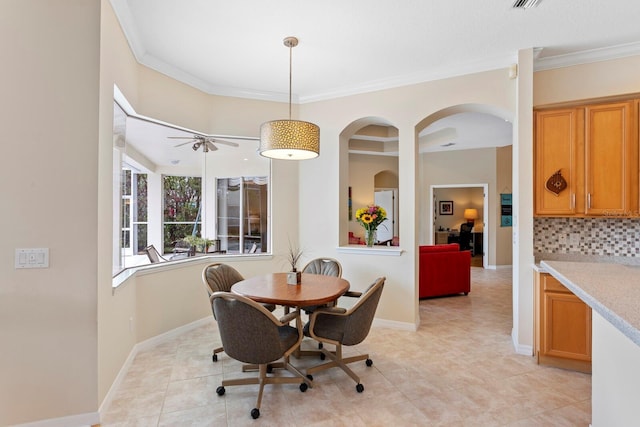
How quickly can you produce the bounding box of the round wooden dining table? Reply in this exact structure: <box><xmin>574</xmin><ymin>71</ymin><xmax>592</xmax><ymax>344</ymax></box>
<box><xmin>231</xmin><ymin>272</ymin><xmax>350</xmax><ymax>308</ymax></box>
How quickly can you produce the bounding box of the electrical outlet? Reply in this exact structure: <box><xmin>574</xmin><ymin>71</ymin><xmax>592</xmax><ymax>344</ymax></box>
<box><xmin>558</xmin><ymin>234</ymin><xmax>567</xmax><ymax>245</ymax></box>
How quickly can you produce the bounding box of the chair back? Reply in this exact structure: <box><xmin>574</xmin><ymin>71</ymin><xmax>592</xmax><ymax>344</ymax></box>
<box><xmin>459</xmin><ymin>223</ymin><xmax>473</xmax><ymax>250</ymax></box>
<box><xmin>211</xmin><ymin>292</ymin><xmax>298</xmax><ymax>364</ymax></box>
<box><xmin>341</xmin><ymin>277</ymin><xmax>385</xmax><ymax>346</ymax></box>
<box><xmin>202</xmin><ymin>263</ymin><xmax>244</xmax><ymax>296</ymax></box>
<box><xmin>302</xmin><ymin>258</ymin><xmax>342</xmax><ymax>277</ymax></box>
<box><xmin>144</xmin><ymin>245</ymin><xmax>165</xmax><ymax>263</ymax></box>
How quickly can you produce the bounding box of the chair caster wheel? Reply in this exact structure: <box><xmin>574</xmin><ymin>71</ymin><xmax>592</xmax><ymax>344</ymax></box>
<box><xmin>356</xmin><ymin>383</ymin><xmax>364</xmax><ymax>393</ymax></box>
<box><xmin>306</xmin><ymin>374</ymin><xmax>313</xmax><ymax>381</ymax></box>
<box><xmin>320</xmin><ymin>353</ymin><xmax>326</xmax><ymax>360</ymax></box>
<box><xmin>216</xmin><ymin>386</ymin><xmax>225</xmax><ymax>396</ymax></box>
<box><xmin>251</xmin><ymin>408</ymin><xmax>260</xmax><ymax>419</ymax></box>
<box><xmin>300</xmin><ymin>382</ymin><xmax>308</xmax><ymax>392</ymax></box>
<box><xmin>212</xmin><ymin>354</ymin><xmax>218</xmax><ymax>363</ymax></box>
<box><xmin>365</xmin><ymin>358</ymin><xmax>373</xmax><ymax>367</ymax></box>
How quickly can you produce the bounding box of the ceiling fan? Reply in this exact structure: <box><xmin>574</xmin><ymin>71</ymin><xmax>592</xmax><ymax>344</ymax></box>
<box><xmin>168</xmin><ymin>135</ymin><xmax>239</xmax><ymax>153</ymax></box>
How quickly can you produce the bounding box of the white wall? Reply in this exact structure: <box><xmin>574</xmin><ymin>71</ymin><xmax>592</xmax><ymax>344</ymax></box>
<box><xmin>592</xmin><ymin>312</ymin><xmax>640</xmax><ymax>426</ymax></box>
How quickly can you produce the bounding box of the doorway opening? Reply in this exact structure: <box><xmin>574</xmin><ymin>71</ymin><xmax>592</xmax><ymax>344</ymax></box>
<box><xmin>431</xmin><ymin>184</ymin><xmax>488</xmax><ymax>268</ymax></box>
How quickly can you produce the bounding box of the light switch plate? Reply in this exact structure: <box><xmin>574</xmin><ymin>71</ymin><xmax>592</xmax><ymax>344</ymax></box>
<box><xmin>15</xmin><ymin>248</ymin><xmax>49</xmax><ymax>269</ymax></box>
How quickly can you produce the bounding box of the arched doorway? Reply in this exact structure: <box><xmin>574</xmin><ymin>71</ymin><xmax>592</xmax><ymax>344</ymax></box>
<box><xmin>416</xmin><ymin>105</ymin><xmax>513</xmax><ymax>269</ymax></box>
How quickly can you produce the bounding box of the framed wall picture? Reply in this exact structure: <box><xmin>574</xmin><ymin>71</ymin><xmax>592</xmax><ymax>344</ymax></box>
<box><xmin>439</xmin><ymin>201</ymin><xmax>453</xmax><ymax>215</ymax></box>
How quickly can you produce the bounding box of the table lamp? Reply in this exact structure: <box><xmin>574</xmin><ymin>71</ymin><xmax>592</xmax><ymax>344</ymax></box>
<box><xmin>464</xmin><ymin>208</ymin><xmax>478</xmax><ymax>225</ymax></box>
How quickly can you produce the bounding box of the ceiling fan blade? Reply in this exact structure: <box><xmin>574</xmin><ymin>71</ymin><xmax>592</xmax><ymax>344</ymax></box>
<box><xmin>174</xmin><ymin>139</ymin><xmax>196</xmax><ymax>147</ymax></box>
<box><xmin>211</xmin><ymin>139</ymin><xmax>239</xmax><ymax>147</ymax></box>
<box><xmin>168</xmin><ymin>135</ymin><xmax>201</xmax><ymax>140</ymax></box>
<box><xmin>205</xmin><ymin>141</ymin><xmax>218</xmax><ymax>152</ymax></box>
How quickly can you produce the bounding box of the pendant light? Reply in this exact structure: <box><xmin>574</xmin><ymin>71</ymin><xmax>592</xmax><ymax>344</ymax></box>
<box><xmin>259</xmin><ymin>36</ymin><xmax>320</xmax><ymax>160</ymax></box>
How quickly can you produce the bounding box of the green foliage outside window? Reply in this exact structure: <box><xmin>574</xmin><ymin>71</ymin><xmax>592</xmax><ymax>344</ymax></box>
<box><xmin>163</xmin><ymin>175</ymin><xmax>202</xmax><ymax>253</ymax></box>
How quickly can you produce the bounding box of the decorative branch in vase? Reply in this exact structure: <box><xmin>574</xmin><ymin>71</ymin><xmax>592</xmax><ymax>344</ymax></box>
<box><xmin>286</xmin><ymin>239</ymin><xmax>303</xmax><ymax>285</ymax></box>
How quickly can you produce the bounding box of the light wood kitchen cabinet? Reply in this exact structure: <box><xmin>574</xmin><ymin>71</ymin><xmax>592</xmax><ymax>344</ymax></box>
<box><xmin>534</xmin><ymin>99</ymin><xmax>637</xmax><ymax>217</ymax></box>
<box><xmin>534</xmin><ymin>271</ymin><xmax>591</xmax><ymax>373</ymax></box>
<box><xmin>534</xmin><ymin>108</ymin><xmax>584</xmax><ymax>215</ymax></box>
<box><xmin>584</xmin><ymin>101</ymin><xmax>637</xmax><ymax>215</ymax></box>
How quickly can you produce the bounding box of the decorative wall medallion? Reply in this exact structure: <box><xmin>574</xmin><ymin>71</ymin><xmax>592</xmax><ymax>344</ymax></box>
<box><xmin>546</xmin><ymin>170</ymin><xmax>567</xmax><ymax>195</ymax></box>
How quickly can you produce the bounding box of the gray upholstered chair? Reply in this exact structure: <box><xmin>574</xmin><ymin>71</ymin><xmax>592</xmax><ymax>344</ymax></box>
<box><xmin>211</xmin><ymin>292</ymin><xmax>310</xmax><ymax>419</ymax></box>
<box><xmin>300</xmin><ymin>257</ymin><xmax>342</xmax><ymax>313</ymax></box>
<box><xmin>304</xmin><ymin>277</ymin><xmax>385</xmax><ymax>393</ymax></box>
<box><xmin>300</xmin><ymin>257</ymin><xmax>344</xmax><ymax>353</ymax></box>
<box><xmin>202</xmin><ymin>263</ymin><xmax>275</xmax><ymax>362</ymax></box>
<box><xmin>302</xmin><ymin>257</ymin><xmax>342</xmax><ymax>277</ymax></box>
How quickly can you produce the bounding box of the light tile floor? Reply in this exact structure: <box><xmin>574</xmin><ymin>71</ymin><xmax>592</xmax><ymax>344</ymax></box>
<box><xmin>101</xmin><ymin>268</ymin><xmax>591</xmax><ymax>426</ymax></box>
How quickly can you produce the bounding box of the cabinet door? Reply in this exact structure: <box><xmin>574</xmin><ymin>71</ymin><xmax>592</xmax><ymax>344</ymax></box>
<box><xmin>584</xmin><ymin>101</ymin><xmax>636</xmax><ymax>215</ymax></box>
<box><xmin>542</xmin><ymin>290</ymin><xmax>592</xmax><ymax>362</ymax></box>
<box><xmin>534</xmin><ymin>108</ymin><xmax>584</xmax><ymax>215</ymax></box>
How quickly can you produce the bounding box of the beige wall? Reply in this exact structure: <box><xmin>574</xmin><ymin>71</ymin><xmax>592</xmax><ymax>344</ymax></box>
<box><xmin>534</xmin><ymin>55</ymin><xmax>640</xmax><ymax>106</ymax></box>
<box><xmin>12</xmin><ymin>1</ymin><xmax>640</xmax><ymax>424</ymax></box>
<box><xmin>299</xmin><ymin>71</ymin><xmax>516</xmax><ymax>327</ymax></box>
<box><xmin>496</xmin><ymin>145</ymin><xmax>513</xmax><ymax>266</ymax></box>
<box><xmin>1</xmin><ymin>1</ymin><xmax>101</xmax><ymax>425</ymax></box>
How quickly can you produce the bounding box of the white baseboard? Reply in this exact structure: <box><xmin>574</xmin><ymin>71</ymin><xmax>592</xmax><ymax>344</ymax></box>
<box><xmin>99</xmin><ymin>317</ymin><xmax>213</xmax><ymax>416</ymax></box>
<box><xmin>13</xmin><ymin>412</ymin><xmax>99</xmax><ymax>427</ymax></box>
<box><xmin>135</xmin><ymin>317</ymin><xmax>212</xmax><ymax>353</ymax></box>
<box><xmin>483</xmin><ymin>264</ymin><xmax>513</xmax><ymax>270</ymax></box>
<box><xmin>512</xmin><ymin>328</ymin><xmax>534</xmax><ymax>356</ymax></box>
<box><xmin>372</xmin><ymin>317</ymin><xmax>417</xmax><ymax>331</ymax></box>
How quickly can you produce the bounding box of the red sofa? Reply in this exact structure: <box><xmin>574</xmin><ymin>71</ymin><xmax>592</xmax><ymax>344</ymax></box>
<box><xmin>419</xmin><ymin>243</ymin><xmax>471</xmax><ymax>298</ymax></box>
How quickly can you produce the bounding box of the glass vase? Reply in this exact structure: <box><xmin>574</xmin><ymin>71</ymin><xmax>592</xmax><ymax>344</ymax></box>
<box><xmin>365</xmin><ymin>229</ymin><xmax>376</xmax><ymax>247</ymax></box>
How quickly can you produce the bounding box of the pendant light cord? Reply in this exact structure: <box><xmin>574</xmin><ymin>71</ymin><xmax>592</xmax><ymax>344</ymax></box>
<box><xmin>288</xmin><ymin>43</ymin><xmax>292</xmax><ymax>120</ymax></box>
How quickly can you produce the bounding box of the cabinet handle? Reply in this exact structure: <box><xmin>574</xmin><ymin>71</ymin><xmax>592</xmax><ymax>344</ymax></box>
<box><xmin>587</xmin><ymin>193</ymin><xmax>591</xmax><ymax>209</ymax></box>
<box><xmin>571</xmin><ymin>193</ymin><xmax>575</xmax><ymax>209</ymax></box>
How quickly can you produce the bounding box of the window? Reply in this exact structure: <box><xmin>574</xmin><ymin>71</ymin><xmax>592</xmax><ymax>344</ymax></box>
<box><xmin>112</xmin><ymin>89</ymin><xmax>272</xmax><ymax>280</ymax></box>
<box><xmin>163</xmin><ymin>175</ymin><xmax>202</xmax><ymax>253</ymax></box>
<box><xmin>217</xmin><ymin>177</ymin><xmax>268</xmax><ymax>254</ymax></box>
<box><xmin>121</xmin><ymin>169</ymin><xmax>148</xmax><ymax>255</ymax></box>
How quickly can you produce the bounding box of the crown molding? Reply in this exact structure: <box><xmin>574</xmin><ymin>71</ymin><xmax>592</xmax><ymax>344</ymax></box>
<box><xmin>534</xmin><ymin>41</ymin><xmax>640</xmax><ymax>71</ymax></box>
<box><xmin>110</xmin><ymin>0</ymin><xmax>640</xmax><ymax>104</ymax></box>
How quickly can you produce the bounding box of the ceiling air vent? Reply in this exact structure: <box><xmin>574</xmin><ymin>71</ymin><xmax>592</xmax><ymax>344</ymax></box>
<box><xmin>513</xmin><ymin>0</ymin><xmax>542</xmax><ymax>8</ymax></box>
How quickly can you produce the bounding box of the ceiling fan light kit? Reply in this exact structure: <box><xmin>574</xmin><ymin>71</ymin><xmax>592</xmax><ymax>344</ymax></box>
<box><xmin>512</xmin><ymin>0</ymin><xmax>542</xmax><ymax>8</ymax></box>
<box><xmin>259</xmin><ymin>36</ymin><xmax>320</xmax><ymax>160</ymax></box>
<box><xmin>168</xmin><ymin>135</ymin><xmax>239</xmax><ymax>153</ymax></box>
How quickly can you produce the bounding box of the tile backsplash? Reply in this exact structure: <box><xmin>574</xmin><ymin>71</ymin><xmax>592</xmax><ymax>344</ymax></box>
<box><xmin>534</xmin><ymin>217</ymin><xmax>640</xmax><ymax>257</ymax></box>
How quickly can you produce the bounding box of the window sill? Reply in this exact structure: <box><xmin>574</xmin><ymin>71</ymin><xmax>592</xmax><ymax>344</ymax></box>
<box><xmin>337</xmin><ymin>245</ymin><xmax>404</xmax><ymax>256</ymax></box>
<box><xmin>112</xmin><ymin>253</ymin><xmax>273</xmax><ymax>293</ymax></box>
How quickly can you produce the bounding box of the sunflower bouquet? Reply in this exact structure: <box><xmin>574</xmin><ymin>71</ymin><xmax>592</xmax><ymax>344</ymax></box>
<box><xmin>355</xmin><ymin>204</ymin><xmax>387</xmax><ymax>246</ymax></box>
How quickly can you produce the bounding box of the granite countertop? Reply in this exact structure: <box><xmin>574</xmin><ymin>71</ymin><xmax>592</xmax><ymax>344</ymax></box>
<box><xmin>540</xmin><ymin>260</ymin><xmax>640</xmax><ymax>347</ymax></box>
